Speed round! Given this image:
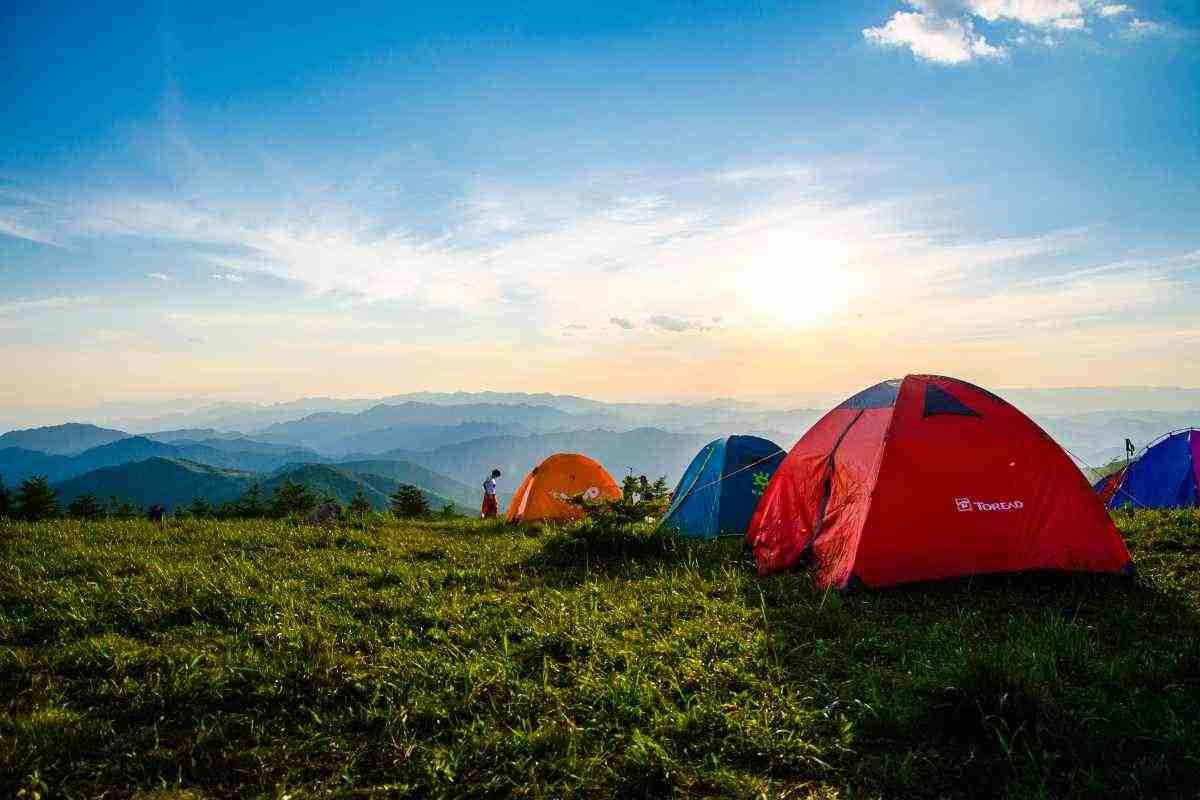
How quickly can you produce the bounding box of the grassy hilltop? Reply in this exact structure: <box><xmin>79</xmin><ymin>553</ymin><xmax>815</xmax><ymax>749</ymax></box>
<box><xmin>2</xmin><ymin>511</ymin><xmax>1199</xmax><ymax>799</ymax></box>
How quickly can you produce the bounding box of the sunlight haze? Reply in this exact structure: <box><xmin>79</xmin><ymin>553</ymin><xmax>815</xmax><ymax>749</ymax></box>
<box><xmin>2</xmin><ymin>1</ymin><xmax>1197</xmax><ymax>409</ymax></box>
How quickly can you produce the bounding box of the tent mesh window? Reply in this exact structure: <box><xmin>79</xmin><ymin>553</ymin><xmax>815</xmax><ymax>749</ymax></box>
<box><xmin>922</xmin><ymin>383</ymin><xmax>981</xmax><ymax>418</ymax></box>
<box><xmin>840</xmin><ymin>379</ymin><xmax>902</xmax><ymax>409</ymax></box>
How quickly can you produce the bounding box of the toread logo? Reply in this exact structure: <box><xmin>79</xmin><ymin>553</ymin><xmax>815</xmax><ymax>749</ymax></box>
<box><xmin>956</xmin><ymin>497</ymin><xmax>1024</xmax><ymax>512</ymax></box>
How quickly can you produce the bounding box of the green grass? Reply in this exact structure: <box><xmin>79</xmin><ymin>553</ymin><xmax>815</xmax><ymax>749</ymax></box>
<box><xmin>2</xmin><ymin>510</ymin><xmax>1199</xmax><ymax>799</ymax></box>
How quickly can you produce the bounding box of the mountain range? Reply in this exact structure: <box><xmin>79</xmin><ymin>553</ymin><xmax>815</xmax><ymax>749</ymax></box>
<box><xmin>0</xmin><ymin>435</ymin><xmax>324</xmax><ymax>484</ymax></box>
<box><xmin>2</xmin><ymin>388</ymin><xmax>1195</xmax><ymax>516</ymax></box>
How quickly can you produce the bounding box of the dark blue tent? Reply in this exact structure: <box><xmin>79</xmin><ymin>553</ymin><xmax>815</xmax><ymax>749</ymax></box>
<box><xmin>661</xmin><ymin>435</ymin><xmax>786</xmax><ymax>538</ymax></box>
<box><xmin>1104</xmin><ymin>428</ymin><xmax>1199</xmax><ymax>509</ymax></box>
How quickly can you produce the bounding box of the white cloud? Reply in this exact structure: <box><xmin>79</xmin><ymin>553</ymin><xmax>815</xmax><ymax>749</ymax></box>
<box><xmin>866</xmin><ymin>0</ymin><xmax>1157</xmax><ymax>63</ymax></box>
<box><xmin>864</xmin><ymin>11</ymin><xmax>1006</xmax><ymax>64</ymax></box>
<box><xmin>609</xmin><ymin>317</ymin><xmax>635</xmax><ymax>330</ymax></box>
<box><xmin>148</xmin><ymin>272</ymin><xmax>171</xmax><ymax>281</ymax></box>
<box><xmin>211</xmin><ymin>273</ymin><xmax>246</xmax><ymax>283</ymax></box>
<box><xmin>913</xmin><ymin>0</ymin><xmax>1086</xmax><ymax>28</ymax></box>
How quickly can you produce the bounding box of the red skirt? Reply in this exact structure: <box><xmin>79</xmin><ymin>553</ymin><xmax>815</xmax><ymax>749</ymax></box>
<box><xmin>481</xmin><ymin>494</ymin><xmax>499</xmax><ymax>518</ymax></box>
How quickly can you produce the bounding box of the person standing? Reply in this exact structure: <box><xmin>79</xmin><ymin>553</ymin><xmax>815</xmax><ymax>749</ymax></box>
<box><xmin>481</xmin><ymin>468</ymin><xmax>502</xmax><ymax>519</ymax></box>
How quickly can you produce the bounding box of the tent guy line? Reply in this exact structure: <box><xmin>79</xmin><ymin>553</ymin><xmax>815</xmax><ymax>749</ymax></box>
<box><xmin>675</xmin><ymin>448</ymin><xmax>787</xmax><ymax>500</ymax></box>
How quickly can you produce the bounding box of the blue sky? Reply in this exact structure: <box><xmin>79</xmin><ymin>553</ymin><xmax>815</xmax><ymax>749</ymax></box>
<box><xmin>1</xmin><ymin>0</ymin><xmax>1198</xmax><ymax>409</ymax></box>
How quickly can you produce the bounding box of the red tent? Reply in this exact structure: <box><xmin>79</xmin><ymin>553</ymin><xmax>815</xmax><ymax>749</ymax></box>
<box><xmin>747</xmin><ymin>375</ymin><xmax>1133</xmax><ymax>589</ymax></box>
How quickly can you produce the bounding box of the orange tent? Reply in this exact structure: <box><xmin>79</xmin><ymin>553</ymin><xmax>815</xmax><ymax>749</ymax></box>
<box><xmin>506</xmin><ymin>453</ymin><xmax>622</xmax><ymax>522</ymax></box>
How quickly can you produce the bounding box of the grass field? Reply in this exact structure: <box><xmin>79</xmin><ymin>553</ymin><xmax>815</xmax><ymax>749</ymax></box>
<box><xmin>2</xmin><ymin>510</ymin><xmax>1199</xmax><ymax>799</ymax></box>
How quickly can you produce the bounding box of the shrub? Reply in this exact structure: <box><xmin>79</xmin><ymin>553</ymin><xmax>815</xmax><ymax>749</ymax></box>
<box><xmin>562</xmin><ymin>473</ymin><xmax>672</xmax><ymax>527</ymax></box>
<box><xmin>347</xmin><ymin>489</ymin><xmax>372</xmax><ymax>522</ymax></box>
<box><xmin>187</xmin><ymin>496</ymin><xmax>213</xmax><ymax>518</ymax></box>
<box><xmin>237</xmin><ymin>483</ymin><xmax>267</xmax><ymax>517</ymax></box>
<box><xmin>538</xmin><ymin>515</ymin><xmax>681</xmax><ymax>566</ymax></box>
<box><xmin>390</xmin><ymin>484</ymin><xmax>430</xmax><ymax>518</ymax></box>
<box><xmin>67</xmin><ymin>492</ymin><xmax>103</xmax><ymax>519</ymax></box>
<box><xmin>16</xmin><ymin>476</ymin><xmax>59</xmax><ymax>521</ymax></box>
<box><xmin>105</xmin><ymin>495</ymin><xmax>141</xmax><ymax>519</ymax></box>
<box><xmin>271</xmin><ymin>480</ymin><xmax>318</xmax><ymax>519</ymax></box>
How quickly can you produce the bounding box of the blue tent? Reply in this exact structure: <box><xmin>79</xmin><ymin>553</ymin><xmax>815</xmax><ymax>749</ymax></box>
<box><xmin>661</xmin><ymin>435</ymin><xmax>786</xmax><ymax>538</ymax></box>
<box><xmin>1104</xmin><ymin>428</ymin><xmax>1199</xmax><ymax>509</ymax></box>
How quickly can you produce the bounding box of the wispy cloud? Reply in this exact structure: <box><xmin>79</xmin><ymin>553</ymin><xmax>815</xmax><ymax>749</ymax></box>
<box><xmin>717</xmin><ymin>164</ymin><xmax>813</xmax><ymax>183</ymax></box>
<box><xmin>148</xmin><ymin>272</ymin><xmax>171</xmax><ymax>281</ymax></box>
<box><xmin>0</xmin><ymin>188</ymin><xmax>70</xmax><ymax>249</ymax></box>
<box><xmin>647</xmin><ymin>315</ymin><xmax>696</xmax><ymax>332</ymax></box>
<box><xmin>6</xmin><ymin>145</ymin><xmax>1197</xmax><ymax>395</ymax></box>
<box><xmin>1122</xmin><ymin>17</ymin><xmax>1164</xmax><ymax>37</ymax></box>
<box><xmin>0</xmin><ymin>295</ymin><xmax>95</xmax><ymax>315</ymax></box>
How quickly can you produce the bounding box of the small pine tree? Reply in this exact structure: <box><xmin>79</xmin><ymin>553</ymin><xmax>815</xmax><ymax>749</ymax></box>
<box><xmin>68</xmin><ymin>492</ymin><xmax>104</xmax><ymax>519</ymax></box>
<box><xmin>0</xmin><ymin>476</ymin><xmax>10</xmax><ymax>518</ymax></box>
<box><xmin>215</xmin><ymin>500</ymin><xmax>240</xmax><ymax>519</ymax></box>
<box><xmin>16</xmin><ymin>476</ymin><xmax>60</xmax><ymax>521</ymax></box>
<box><xmin>237</xmin><ymin>483</ymin><xmax>266</xmax><ymax>518</ymax></box>
<box><xmin>347</xmin><ymin>489</ymin><xmax>371</xmax><ymax>521</ymax></box>
<box><xmin>390</xmin><ymin>484</ymin><xmax>429</xmax><ymax>518</ymax></box>
<box><xmin>188</xmin><ymin>496</ymin><xmax>213</xmax><ymax>518</ymax></box>
<box><xmin>112</xmin><ymin>499</ymin><xmax>141</xmax><ymax>519</ymax></box>
<box><xmin>440</xmin><ymin>503</ymin><xmax>457</xmax><ymax>518</ymax></box>
<box><xmin>270</xmin><ymin>481</ymin><xmax>317</xmax><ymax>519</ymax></box>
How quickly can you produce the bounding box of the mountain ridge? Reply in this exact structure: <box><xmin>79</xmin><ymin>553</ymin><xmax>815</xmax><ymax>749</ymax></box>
<box><xmin>52</xmin><ymin>458</ymin><xmax>471</xmax><ymax>514</ymax></box>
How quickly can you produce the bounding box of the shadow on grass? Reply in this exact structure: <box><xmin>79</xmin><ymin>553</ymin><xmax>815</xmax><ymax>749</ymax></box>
<box><xmin>746</xmin><ymin>565</ymin><xmax>1200</xmax><ymax>798</ymax></box>
<box><xmin>520</xmin><ymin>519</ymin><xmax>749</xmax><ymax>590</ymax></box>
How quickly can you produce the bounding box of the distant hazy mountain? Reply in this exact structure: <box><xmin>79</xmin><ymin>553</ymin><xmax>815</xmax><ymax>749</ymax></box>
<box><xmin>143</xmin><ymin>428</ymin><xmax>240</xmax><ymax>443</ymax></box>
<box><xmin>54</xmin><ymin>458</ymin><xmax>467</xmax><ymax>513</ymax></box>
<box><xmin>257</xmin><ymin>403</ymin><xmax>602</xmax><ymax>450</ymax></box>
<box><xmin>381</xmin><ymin>391</ymin><xmax>618</xmax><ymax>415</ymax></box>
<box><xmin>0</xmin><ymin>436</ymin><xmax>329</xmax><ymax>483</ymax></box>
<box><xmin>164</xmin><ymin>437</ymin><xmax>325</xmax><ymax>458</ymax></box>
<box><xmin>1000</xmin><ymin>387</ymin><xmax>1200</xmax><ymax>415</ymax></box>
<box><xmin>113</xmin><ymin>402</ymin><xmax>265</xmax><ymax>433</ymax></box>
<box><xmin>0</xmin><ymin>423</ymin><xmax>130</xmax><ymax>455</ymax></box>
<box><xmin>1031</xmin><ymin>411</ymin><xmax>1199</xmax><ymax>468</ymax></box>
<box><xmin>331</xmin><ymin>422</ymin><xmax>534</xmax><ymax>457</ymax></box>
<box><xmin>115</xmin><ymin>398</ymin><xmax>385</xmax><ymax>434</ymax></box>
<box><xmin>382</xmin><ymin>427</ymin><xmax>714</xmax><ymax>502</ymax></box>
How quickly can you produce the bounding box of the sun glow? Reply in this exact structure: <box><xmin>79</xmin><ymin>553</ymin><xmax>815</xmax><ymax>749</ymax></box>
<box><xmin>733</xmin><ymin>231</ymin><xmax>860</xmax><ymax>327</ymax></box>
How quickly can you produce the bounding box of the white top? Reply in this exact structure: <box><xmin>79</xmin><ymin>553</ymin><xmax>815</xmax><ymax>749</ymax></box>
<box><xmin>483</xmin><ymin>477</ymin><xmax>498</xmax><ymax>496</ymax></box>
